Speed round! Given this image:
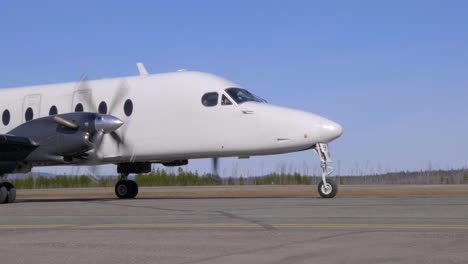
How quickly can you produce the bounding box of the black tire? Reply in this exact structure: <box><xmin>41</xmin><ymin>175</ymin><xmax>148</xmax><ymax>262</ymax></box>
<box><xmin>0</xmin><ymin>185</ymin><xmax>8</xmax><ymax>204</ymax></box>
<box><xmin>3</xmin><ymin>182</ymin><xmax>16</xmax><ymax>203</ymax></box>
<box><xmin>115</xmin><ymin>180</ymin><xmax>131</xmax><ymax>199</ymax></box>
<box><xmin>127</xmin><ymin>180</ymin><xmax>138</xmax><ymax>199</ymax></box>
<box><xmin>318</xmin><ymin>179</ymin><xmax>338</xmax><ymax>198</ymax></box>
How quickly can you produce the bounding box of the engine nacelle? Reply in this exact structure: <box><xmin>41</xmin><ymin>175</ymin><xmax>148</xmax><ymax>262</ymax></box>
<box><xmin>6</xmin><ymin>112</ymin><xmax>120</xmax><ymax>163</ymax></box>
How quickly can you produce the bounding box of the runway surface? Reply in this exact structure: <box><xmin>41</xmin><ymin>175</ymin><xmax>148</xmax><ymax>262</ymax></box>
<box><xmin>1</xmin><ymin>186</ymin><xmax>467</xmax><ymax>264</ymax></box>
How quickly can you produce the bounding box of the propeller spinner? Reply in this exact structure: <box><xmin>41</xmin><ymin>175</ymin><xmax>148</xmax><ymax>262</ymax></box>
<box><xmin>94</xmin><ymin>115</ymin><xmax>124</xmax><ymax>134</ymax></box>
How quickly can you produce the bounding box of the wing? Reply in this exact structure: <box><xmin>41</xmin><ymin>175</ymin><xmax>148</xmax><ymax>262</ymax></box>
<box><xmin>0</xmin><ymin>134</ymin><xmax>38</xmax><ymax>160</ymax></box>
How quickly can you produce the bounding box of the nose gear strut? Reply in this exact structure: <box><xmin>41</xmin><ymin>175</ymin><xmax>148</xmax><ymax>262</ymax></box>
<box><xmin>314</xmin><ymin>143</ymin><xmax>338</xmax><ymax>198</ymax></box>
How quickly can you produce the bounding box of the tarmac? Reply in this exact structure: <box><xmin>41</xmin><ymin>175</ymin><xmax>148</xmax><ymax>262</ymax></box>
<box><xmin>0</xmin><ymin>185</ymin><xmax>467</xmax><ymax>264</ymax></box>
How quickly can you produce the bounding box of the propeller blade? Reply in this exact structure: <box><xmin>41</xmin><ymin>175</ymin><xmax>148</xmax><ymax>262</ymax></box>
<box><xmin>81</xmin><ymin>131</ymin><xmax>104</xmax><ymax>177</ymax></box>
<box><xmin>108</xmin><ymin>79</ymin><xmax>129</xmax><ymax>115</ymax></box>
<box><xmin>212</xmin><ymin>158</ymin><xmax>219</xmax><ymax>176</ymax></box>
<box><xmin>77</xmin><ymin>74</ymin><xmax>98</xmax><ymax>113</ymax></box>
<box><xmin>109</xmin><ymin>131</ymin><xmax>124</xmax><ymax>145</ymax></box>
<box><xmin>92</xmin><ymin>130</ymin><xmax>105</xmax><ymax>152</ymax></box>
<box><xmin>83</xmin><ymin>163</ymin><xmax>100</xmax><ymax>184</ymax></box>
<box><xmin>109</xmin><ymin>130</ymin><xmax>132</xmax><ymax>155</ymax></box>
<box><xmin>85</xmin><ymin>130</ymin><xmax>105</xmax><ymax>165</ymax></box>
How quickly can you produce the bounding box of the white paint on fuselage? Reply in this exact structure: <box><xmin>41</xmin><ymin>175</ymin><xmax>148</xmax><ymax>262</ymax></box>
<box><xmin>0</xmin><ymin>71</ymin><xmax>343</xmax><ymax>165</ymax></box>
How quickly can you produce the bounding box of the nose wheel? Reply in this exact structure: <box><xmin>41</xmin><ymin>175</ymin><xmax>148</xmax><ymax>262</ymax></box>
<box><xmin>314</xmin><ymin>143</ymin><xmax>338</xmax><ymax>198</ymax></box>
<box><xmin>318</xmin><ymin>178</ymin><xmax>338</xmax><ymax>198</ymax></box>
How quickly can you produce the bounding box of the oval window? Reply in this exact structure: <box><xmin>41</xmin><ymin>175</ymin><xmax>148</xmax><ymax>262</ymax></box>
<box><xmin>98</xmin><ymin>101</ymin><xmax>108</xmax><ymax>114</ymax></box>
<box><xmin>201</xmin><ymin>92</ymin><xmax>219</xmax><ymax>107</ymax></box>
<box><xmin>124</xmin><ymin>99</ymin><xmax>133</xmax><ymax>116</ymax></box>
<box><xmin>49</xmin><ymin>105</ymin><xmax>58</xmax><ymax>115</ymax></box>
<box><xmin>25</xmin><ymin>107</ymin><xmax>34</xmax><ymax>121</ymax></box>
<box><xmin>75</xmin><ymin>103</ymin><xmax>84</xmax><ymax>112</ymax></box>
<box><xmin>2</xmin><ymin>110</ymin><xmax>10</xmax><ymax>126</ymax></box>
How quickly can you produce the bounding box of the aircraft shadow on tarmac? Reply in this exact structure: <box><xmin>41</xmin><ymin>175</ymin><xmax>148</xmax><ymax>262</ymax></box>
<box><xmin>16</xmin><ymin>196</ymin><xmax>323</xmax><ymax>203</ymax></box>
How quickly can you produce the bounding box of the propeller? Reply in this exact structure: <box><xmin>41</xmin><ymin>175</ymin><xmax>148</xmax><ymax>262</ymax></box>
<box><xmin>75</xmin><ymin>77</ymin><xmax>133</xmax><ymax>164</ymax></box>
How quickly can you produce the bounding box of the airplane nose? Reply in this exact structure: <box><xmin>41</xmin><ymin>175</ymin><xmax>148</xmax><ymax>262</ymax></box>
<box><xmin>94</xmin><ymin>114</ymin><xmax>124</xmax><ymax>134</ymax></box>
<box><xmin>320</xmin><ymin>119</ymin><xmax>343</xmax><ymax>142</ymax></box>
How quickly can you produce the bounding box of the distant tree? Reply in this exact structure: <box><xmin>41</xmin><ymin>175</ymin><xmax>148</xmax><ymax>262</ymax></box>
<box><xmin>213</xmin><ymin>174</ymin><xmax>223</xmax><ymax>185</ymax></box>
<box><xmin>239</xmin><ymin>176</ymin><xmax>245</xmax><ymax>185</ymax></box>
<box><xmin>303</xmin><ymin>176</ymin><xmax>311</xmax><ymax>185</ymax></box>
<box><xmin>79</xmin><ymin>175</ymin><xmax>92</xmax><ymax>187</ymax></box>
<box><xmin>227</xmin><ymin>177</ymin><xmax>235</xmax><ymax>185</ymax></box>
<box><xmin>294</xmin><ymin>173</ymin><xmax>302</xmax><ymax>184</ymax></box>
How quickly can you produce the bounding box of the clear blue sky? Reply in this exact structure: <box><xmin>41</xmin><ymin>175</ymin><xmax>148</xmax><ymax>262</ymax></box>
<box><xmin>1</xmin><ymin>1</ymin><xmax>467</xmax><ymax>176</ymax></box>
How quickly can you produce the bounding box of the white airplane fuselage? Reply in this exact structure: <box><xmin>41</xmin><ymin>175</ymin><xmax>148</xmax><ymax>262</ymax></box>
<box><xmin>0</xmin><ymin>70</ymin><xmax>343</xmax><ymax>166</ymax></box>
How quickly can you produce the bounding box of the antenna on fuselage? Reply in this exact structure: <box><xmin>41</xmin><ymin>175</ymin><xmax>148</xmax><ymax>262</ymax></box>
<box><xmin>136</xmin><ymin>62</ymin><xmax>149</xmax><ymax>76</ymax></box>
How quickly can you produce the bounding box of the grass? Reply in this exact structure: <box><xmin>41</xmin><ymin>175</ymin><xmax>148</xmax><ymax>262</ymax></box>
<box><xmin>9</xmin><ymin>168</ymin><xmax>312</xmax><ymax>189</ymax></box>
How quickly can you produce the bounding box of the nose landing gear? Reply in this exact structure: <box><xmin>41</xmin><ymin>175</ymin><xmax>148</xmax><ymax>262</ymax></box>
<box><xmin>314</xmin><ymin>143</ymin><xmax>338</xmax><ymax>198</ymax></box>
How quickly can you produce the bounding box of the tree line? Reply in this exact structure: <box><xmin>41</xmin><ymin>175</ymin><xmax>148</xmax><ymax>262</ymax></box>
<box><xmin>9</xmin><ymin>168</ymin><xmax>468</xmax><ymax>189</ymax></box>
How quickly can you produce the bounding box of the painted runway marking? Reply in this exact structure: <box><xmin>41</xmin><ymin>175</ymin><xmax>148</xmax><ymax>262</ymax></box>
<box><xmin>1</xmin><ymin>223</ymin><xmax>468</xmax><ymax>230</ymax></box>
<box><xmin>0</xmin><ymin>224</ymin><xmax>79</xmax><ymax>229</ymax></box>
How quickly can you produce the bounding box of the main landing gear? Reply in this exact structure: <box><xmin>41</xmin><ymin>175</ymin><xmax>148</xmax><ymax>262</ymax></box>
<box><xmin>114</xmin><ymin>173</ymin><xmax>139</xmax><ymax>199</ymax></box>
<box><xmin>314</xmin><ymin>143</ymin><xmax>338</xmax><ymax>198</ymax></box>
<box><xmin>0</xmin><ymin>175</ymin><xmax>17</xmax><ymax>204</ymax></box>
<box><xmin>114</xmin><ymin>162</ymin><xmax>151</xmax><ymax>199</ymax></box>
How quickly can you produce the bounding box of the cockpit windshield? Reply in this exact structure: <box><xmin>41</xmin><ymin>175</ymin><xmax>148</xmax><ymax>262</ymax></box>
<box><xmin>225</xmin><ymin>88</ymin><xmax>267</xmax><ymax>104</ymax></box>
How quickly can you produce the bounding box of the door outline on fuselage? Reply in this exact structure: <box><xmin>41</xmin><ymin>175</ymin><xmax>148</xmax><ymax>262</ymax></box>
<box><xmin>72</xmin><ymin>89</ymin><xmax>92</xmax><ymax>112</ymax></box>
<box><xmin>22</xmin><ymin>94</ymin><xmax>42</xmax><ymax>123</ymax></box>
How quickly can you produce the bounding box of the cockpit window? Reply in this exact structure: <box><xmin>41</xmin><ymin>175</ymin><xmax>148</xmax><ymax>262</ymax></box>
<box><xmin>221</xmin><ymin>95</ymin><xmax>232</xmax><ymax>105</ymax></box>
<box><xmin>225</xmin><ymin>88</ymin><xmax>267</xmax><ymax>104</ymax></box>
<box><xmin>201</xmin><ymin>92</ymin><xmax>219</xmax><ymax>107</ymax></box>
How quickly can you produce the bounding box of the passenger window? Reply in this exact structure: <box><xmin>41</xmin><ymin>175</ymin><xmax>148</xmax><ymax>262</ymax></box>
<box><xmin>2</xmin><ymin>110</ymin><xmax>10</xmax><ymax>126</ymax></box>
<box><xmin>221</xmin><ymin>95</ymin><xmax>232</xmax><ymax>105</ymax></box>
<box><xmin>75</xmin><ymin>103</ymin><xmax>84</xmax><ymax>112</ymax></box>
<box><xmin>98</xmin><ymin>101</ymin><xmax>107</xmax><ymax>114</ymax></box>
<box><xmin>25</xmin><ymin>107</ymin><xmax>34</xmax><ymax>121</ymax></box>
<box><xmin>49</xmin><ymin>105</ymin><xmax>58</xmax><ymax>115</ymax></box>
<box><xmin>124</xmin><ymin>99</ymin><xmax>133</xmax><ymax>116</ymax></box>
<box><xmin>201</xmin><ymin>92</ymin><xmax>219</xmax><ymax>107</ymax></box>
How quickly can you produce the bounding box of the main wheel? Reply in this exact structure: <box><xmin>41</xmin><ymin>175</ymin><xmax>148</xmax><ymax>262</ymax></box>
<box><xmin>0</xmin><ymin>184</ymin><xmax>8</xmax><ymax>204</ymax></box>
<box><xmin>115</xmin><ymin>180</ymin><xmax>138</xmax><ymax>199</ymax></box>
<box><xmin>127</xmin><ymin>180</ymin><xmax>138</xmax><ymax>198</ymax></box>
<box><xmin>115</xmin><ymin>180</ymin><xmax>131</xmax><ymax>199</ymax></box>
<box><xmin>318</xmin><ymin>179</ymin><xmax>338</xmax><ymax>198</ymax></box>
<box><xmin>3</xmin><ymin>182</ymin><xmax>16</xmax><ymax>203</ymax></box>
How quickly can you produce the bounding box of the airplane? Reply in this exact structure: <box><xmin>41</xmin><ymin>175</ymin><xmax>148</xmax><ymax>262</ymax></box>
<box><xmin>0</xmin><ymin>63</ymin><xmax>343</xmax><ymax>203</ymax></box>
